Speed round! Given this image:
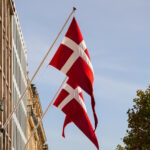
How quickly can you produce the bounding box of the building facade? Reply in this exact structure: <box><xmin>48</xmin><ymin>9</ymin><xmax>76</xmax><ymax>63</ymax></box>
<box><xmin>27</xmin><ymin>80</ymin><xmax>48</xmax><ymax>150</ymax></box>
<box><xmin>12</xmin><ymin>10</ymin><xmax>27</xmax><ymax>150</ymax></box>
<box><xmin>0</xmin><ymin>0</ymin><xmax>15</xmax><ymax>149</ymax></box>
<box><xmin>0</xmin><ymin>0</ymin><xmax>49</xmax><ymax>149</ymax></box>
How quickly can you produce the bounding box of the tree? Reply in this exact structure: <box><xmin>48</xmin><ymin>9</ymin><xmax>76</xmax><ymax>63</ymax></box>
<box><xmin>117</xmin><ymin>86</ymin><xmax>150</xmax><ymax>150</ymax></box>
<box><xmin>116</xmin><ymin>145</ymin><xmax>124</xmax><ymax>150</ymax></box>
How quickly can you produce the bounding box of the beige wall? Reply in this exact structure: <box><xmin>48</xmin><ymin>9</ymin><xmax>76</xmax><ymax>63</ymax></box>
<box><xmin>27</xmin><ymin>80</ymin><xmax>48</xmax><ymax>150</ymax></box>
<box><xmin>27</xmin><ymin>118</ymin><xmax>37</xmax><ymax>150</ymax></box>
<box><xmin>0</xmin><ymin>0</ymin><xmax>15</xmax><ymax>149</ymax></box>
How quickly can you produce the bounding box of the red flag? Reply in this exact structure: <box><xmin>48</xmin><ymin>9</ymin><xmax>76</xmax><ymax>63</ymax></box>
<box><xmin>50</xmin><ymin>17</ymin><xmax>98</xmax><ymax>129</ymax></box>
<box><xmin>54</xmin><ymin>79</ymin><xmax>99</xmax><ymax>150</ymax></box>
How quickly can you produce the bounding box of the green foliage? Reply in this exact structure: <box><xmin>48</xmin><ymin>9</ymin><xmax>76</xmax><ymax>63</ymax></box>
<box><xmin>116</xmin><ymin>144</ymin><xmax>124</xmax><ymax>150</ymax></box>
<box><xmin>117</xmin><ymin>86</ymin><xmax>150</xmax><ymax>150</ymax></box>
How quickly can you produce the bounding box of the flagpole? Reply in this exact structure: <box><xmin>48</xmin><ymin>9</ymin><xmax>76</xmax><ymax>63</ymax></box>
<box><xmin>23</xmin><ymin>76</ymin><xmax>67</xmax><ymax>150</ymax></box>
<box><xmin>3</xmin><ymin>7</ymin><xmax>76</xmax><ymax>130</ymax></box>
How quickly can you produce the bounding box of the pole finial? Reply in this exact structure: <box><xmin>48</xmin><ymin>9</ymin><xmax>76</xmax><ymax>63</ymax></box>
<box><xmin>73</xmin><ymin>7</ymin><xmax>77</xmax><ymax>11</ymax></box>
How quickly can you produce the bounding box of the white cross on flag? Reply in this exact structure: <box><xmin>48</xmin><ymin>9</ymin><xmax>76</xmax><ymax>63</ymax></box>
<box><xmin>53</xmin><ymin>79</ymin><xmax>99</xmax><ymax>149</ymax></box>
<box><xmin>49</xmin><ymin>17</ymin><xmax>98</xmax><ymax>129</ymax></box>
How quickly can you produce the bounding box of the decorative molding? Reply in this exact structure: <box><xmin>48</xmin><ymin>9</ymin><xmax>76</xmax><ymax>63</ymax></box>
<box><xmin>9</xmin><ymin>0</ymin><xmax>15</xmax><ymax>15</ymax></box>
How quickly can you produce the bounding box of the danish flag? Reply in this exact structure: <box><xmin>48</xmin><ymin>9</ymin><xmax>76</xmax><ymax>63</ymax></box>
<box><xmin>50</xmin><ymin>17</ymin><xmax>98</xmax><ymax>129</ymax></box>
<box><xmin>53</xmin><ymin>79</ymin><xmax>99</xmax><ymax>149</ymax></box>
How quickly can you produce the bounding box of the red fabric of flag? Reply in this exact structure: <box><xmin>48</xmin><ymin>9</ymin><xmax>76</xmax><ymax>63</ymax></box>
<box><xmin>54</xmin><ymin>79</ymin><xmax>99</xmax><ymax>150</ymax></box>
<box><xmin>50</xmin><ymin>17</ymin><xmax>98</xmax><ymax>129</ymax></box>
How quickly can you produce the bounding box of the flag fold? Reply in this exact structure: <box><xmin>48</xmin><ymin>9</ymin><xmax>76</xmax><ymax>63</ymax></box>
<box><xmin>54</xmin><ymin>79</ymin><xmax>99</xmax><ymax>150</ymax></box>
<box><xmin>50</xmin><ymin>17</ymin><xmax>98</xmax><ymax>129</ymax></box>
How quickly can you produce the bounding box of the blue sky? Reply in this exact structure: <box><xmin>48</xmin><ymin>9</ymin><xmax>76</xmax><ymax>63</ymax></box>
<box><xmin>14</xmin><ymin>0</ymin><xmax>150</xmax><ymax>149</ymax></box>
